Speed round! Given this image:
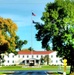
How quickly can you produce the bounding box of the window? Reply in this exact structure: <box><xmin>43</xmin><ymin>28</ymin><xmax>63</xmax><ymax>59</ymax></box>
<box><xmin>32</xmin><ymin>55</ymin><xmax>33</xmax><ymax>58</ymax></box>
<box><xmin>37</xmin><ymin>55</ymin><xmax>38</xmax><ymax>58</ymax></box>
<box><xmin>8</xmin><ymin>60</ymin><xmax>9</xmax><ymax>63</ymax></box>
<box><xmin>12</xmin><ymin>55</ymin><xmax>14</xmax><ymax>58</ymax></box>
<box><xmin>51</xmin><ymin>55</ymin><xmax>53</xmax><ymax>58</ymax></box>
<box><xmin>23</xmin><ymin>55</ymin><xmax>24</xmax><ymax>58</ymax></box>
<box><xmin>41</xmin><ymin>55</ymin><xmax>43</xmax><ymax>58</ymax></box>
<box><xmin>12</xmin><ymin>61</ymin><xmax>14</xmax><ymax>63</ymax></box>
<box><xmin>27</xmin><ymin>55</ymin><xmax>29</xmax><ymax>58</ymax></box>
<box><xmin>56</xmin><ymin>60</ymin><xmax>58</xmax><ymax>63</ymax></box>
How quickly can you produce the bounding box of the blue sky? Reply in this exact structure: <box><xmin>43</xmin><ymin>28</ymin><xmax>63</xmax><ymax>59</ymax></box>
<box><xmin>0</xmin><ymin>0</ymin><xmax>54</xmax><ymax>51</ymax></box>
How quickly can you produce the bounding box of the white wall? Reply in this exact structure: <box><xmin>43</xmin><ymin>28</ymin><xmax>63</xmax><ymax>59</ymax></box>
<box><xmin>49</xmin><ymin>51</ymin><xmax>63</xmax><ymax>65</ymax></box>
<box><xmin>3</xmin><ymin>53</ymin><xmax>15</xmax><ymax>66</ymax></box>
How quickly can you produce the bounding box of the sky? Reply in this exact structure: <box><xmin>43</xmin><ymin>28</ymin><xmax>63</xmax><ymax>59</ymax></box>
<box><xmin>0</xmin><ymin>0</ymin><xmax>54</xmax><ymax>51</ymax></box>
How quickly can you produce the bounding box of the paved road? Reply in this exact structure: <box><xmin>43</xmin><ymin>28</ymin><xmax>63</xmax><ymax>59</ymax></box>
<box><xmin>7</xmin><ymin>71</ymin><xmax>47</xmax><ymax>75</ymax></box>
<box><xmin>0</xmin><ymin>70</ymin><xmax>63</xmax><ymax>75</ymax></box>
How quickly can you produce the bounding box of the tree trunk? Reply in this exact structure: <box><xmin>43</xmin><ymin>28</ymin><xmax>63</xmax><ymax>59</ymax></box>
<box><xmin>70</xmin><ymin>65</ymin><xmax>74</xmax><ymax>73</ymax></box>
<box><xmin>70</xmin><ymin>49</ymin><xmax>74</xmax><ymax>73</ymax></box>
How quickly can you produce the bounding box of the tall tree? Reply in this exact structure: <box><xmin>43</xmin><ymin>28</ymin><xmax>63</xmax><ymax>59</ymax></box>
<box><xmin>34</xmin><ymin>0</ymin><xmax>74</xmax><ymax>73</ymax></box>
<box><xmin>0</xmin><ymin>17</ymin><xmax>17</xmax><ymax>53</ymax></box>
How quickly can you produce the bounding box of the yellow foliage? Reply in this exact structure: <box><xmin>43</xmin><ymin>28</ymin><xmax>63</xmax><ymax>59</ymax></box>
<box><xmin>0</xmin><ymin>17</ymin><xmax>18</xmax><ymax>52</ymax></box>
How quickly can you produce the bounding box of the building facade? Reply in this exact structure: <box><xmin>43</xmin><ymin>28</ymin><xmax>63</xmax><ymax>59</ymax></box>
<box><xmin>3</xmin><ymin>51</ymin><xmax>63</xmax><ymax>66</ymax></box>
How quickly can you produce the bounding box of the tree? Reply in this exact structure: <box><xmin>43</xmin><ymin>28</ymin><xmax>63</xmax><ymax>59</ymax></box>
<box><xmin>40</xmin><ymin>55</ymin><xmax>44</xmax><ymax>65</ymax></box>
<box><xmin>34</xmin><ymin>0</ymin><xmax>74</xmax><ymax>73</ymax></box>
<box><xmin>0</xmin><ymin>54</ymin><xmax>5</xmax><ymax>65</ymax></box>
<box><xmin>0</xmin><ymin>17</ymin><xmax>17</xmax><ymax>53</ymax></box>
<box><xmin>28</xmin><ymin>47</ymin><xmax>34</xmax><ymax>51</ymax></box>
<box><xmin>15</xmin><ymin>36</ymin><xmax>27</xmax><ymax>50</ymax></box>
<box><xmin>44</xmin><ymin>55</ymin><xmax>49</xmax><ymax>65</ymax></box>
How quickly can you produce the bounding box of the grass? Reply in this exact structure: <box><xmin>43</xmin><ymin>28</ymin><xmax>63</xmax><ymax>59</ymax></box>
<box><xmin>0</xmin><ymin>65</ymin><xmax>70</xmax><ymax>75</ymax></box>
<box><xmin>0</xmin><ymin>65</ymin><xmax>63</xmax><ymax>70</ymax></box>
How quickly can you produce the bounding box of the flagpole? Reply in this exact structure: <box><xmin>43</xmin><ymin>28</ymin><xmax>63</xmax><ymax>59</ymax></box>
<box><xmin>31</xmin><ymin>10</ymin><xmax>33</xmax><ymax>55</ymax></box>
<box><xmin>31</xmin><ymin>11</ymin><xmax>36</xmax><ymax>56</ymax></box>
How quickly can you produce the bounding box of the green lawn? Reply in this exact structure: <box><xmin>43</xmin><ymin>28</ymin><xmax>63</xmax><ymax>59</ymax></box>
<box><xmin>0</xmin><ymin>65</ymin><xmax>70</xmax><ymax>74</ymax></box>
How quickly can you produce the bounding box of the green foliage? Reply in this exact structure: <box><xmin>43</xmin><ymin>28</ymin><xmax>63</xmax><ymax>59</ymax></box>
<box><xmin>34</xmin><ymin>0</ymin><xmax>74</xmax><ymax>73</ymax></box>
<box><xmin>40</xmin><ymin>56</ymin><xmax>44</xmax><ymax>65</ymax></box>
<box><xmin>44</xmin><ymin>55</ymin><xmax>49</xmax><ymax>65</ymax></box>
<box><xmin>15</xmin><ymin>36</ymin><xmax>27</xmax><ymax>50</ymax></box>
<box><xmin>28</xmin><ymin>47</ymin><xmax>34</xmax><ymax>51</ymax></box>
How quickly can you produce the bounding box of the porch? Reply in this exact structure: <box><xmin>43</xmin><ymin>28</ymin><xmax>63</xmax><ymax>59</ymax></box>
<box><xmin>20</xmin><ymin>58</ymin><xmax>41</xmax><ymax>66</ymax></box>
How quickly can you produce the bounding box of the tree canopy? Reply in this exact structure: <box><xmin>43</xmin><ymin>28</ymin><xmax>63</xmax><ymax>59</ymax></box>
<box><xmin>34</xmin><ymin>0</ymin><xmax>74</xmax><ymax>73</ymax></box>
<box><xmin>0</xmin><ymin>17</ymin><xmax>18</xmax><ymax>53</ymax></box>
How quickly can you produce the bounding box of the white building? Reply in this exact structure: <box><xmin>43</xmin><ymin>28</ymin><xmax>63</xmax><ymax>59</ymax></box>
<box><xmin>3</xmin><ymin>51</ymin><xmax>63</xmax><ymax>66</ymax></box>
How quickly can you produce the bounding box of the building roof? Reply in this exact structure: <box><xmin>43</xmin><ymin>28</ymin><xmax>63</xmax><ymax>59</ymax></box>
<box><xmin>18</xmin><ymin>50</ymin><xmax>54</xmax><ymax>55</ymax></box>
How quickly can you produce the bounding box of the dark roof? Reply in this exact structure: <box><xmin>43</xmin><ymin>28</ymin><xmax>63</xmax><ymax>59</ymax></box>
<box><xmin>18</xmin><ymin>51</ymin><xmax>54</xmax><ymax>55</ymax></box>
